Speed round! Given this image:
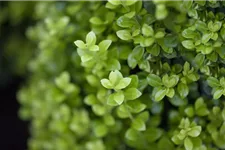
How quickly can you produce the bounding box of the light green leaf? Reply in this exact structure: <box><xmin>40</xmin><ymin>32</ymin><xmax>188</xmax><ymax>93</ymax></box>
<box><xmin>166</xmin><ymin>88</ymin><xmax>175</xmax><ymax>98</ymax></box>
<box><xmin>98</xmin><ymin>40</ymin><xmax>112</xmax><ymax>51</ymax></box>
<box><xmin>109</xmin><ymin>70</ymin><xmax>123</xmax><ymax>86</ymax></box>
<box><xmin>117</xmin><ymin>16</ymin><xmax>135</xmax><ymax>28</ymax></box>
<box><xmin>86</xmin><ymin>31</ymin><xmax>96</xmax><ymax>46</ymax></box>
<box><xmin>100</xmin><ymin>79</ymin><xmax>113</xmax><ymax>89</ymax></box>
<box><xmin>108</xmin><ymin>0</ymin><xmax>121</xmax><ymax>6</ymax></box>
<box><xmin>124</xmin><ymin>0</ymin><xmax>137</xmax><ymax>6</ymax></box>
<box><xmin>188</xmin><ymin>126</ymin><xmax>201</xmax><ymax>137</ymax></box>
<box><xmin>156</xmin><ymin>4</ymin><xmax>168</xmax><ymax>20</ymax></box>
<box><xmin>113</xmin><ymin>91</ymin><xmax>124</xmax><ymax>105</ymax></box>
<box><xmin>177</xmin><ymin>83</ymin><xmax>189</xmax><ymax>98</ymax></box>
<box><xmin>132</xmin><ymin>118</ymin><xmax>146</xmax><ymax>131</ymax></box>
<box><xmin>125</xmin><ymin>128</ymin><xmax>139</xmax><ymax>141</ymax></box>
<box><xmin>182</xmin><ymin>40</ymin><xmax>195</xmax><ymax>49</ymax></box>
<box><xmin>142</xmin><ymin>24</ymin><xmax>154</xmax><ymax>37</ymax></box>
<box><xmin>145</xmin><ymin>127</ymin><xmax>163</xmax><ymax>142</ymax></box>
<box><xmin>147</xmin><ymin>74</ymin><xmax>162</xmax><ymax>87</ymax></box>
<box><xmin>184</xmin><ymin>137</ymin><xmax>193</xmax><ymax>150</ymax></box>
<box><xmin>124</xmin><ymin>88</ymin><xmax>142</xmax><ymax>100</ymax></box>
<box><xmin>92</xmin><ymin>104</ymin><xmax>106</xmax><ymax>116</ymax></box>
<box><xmin>115</xmin><ymin>77</ymin><xmax>131</xmax><ymax>90</ymax></box>
<box><xmin>81</xmin><ymin>54</ymin><xmax>93</xmax><ymax>62</ymax></box>
<box><xmin>90</xmin><ymin>17</ymin><xmax>104</xmax><ymax>25</ymax></box>
<box><xmin>202</xmin><ymin>32</ymin><xmax>212</xmax><ymax>44</ymax></box>
<box><xmin>74</xmin><ymin>40</ymin><xmax>86</xmax><ymax>49</ymax></box>
<box><xmin>213</xmin><ymin>87</ymin><xmax>223</xmax><ymax>99</ymax></box>
<box><xmin>107</xmin><ymin>59</ymin><xmax>121</xmax><ymax>71</ymax></box>
<box><xmin>116</xmin><ymin>30</ymin><xmax>132</xmax><ymax>41</ymax></box>
<box><xmin>155</xmin><ymin>88</ymin><xmax>167</xmax><ymax>101</ymax></box>
<box><xmin>89</xmin><ymin>45</ymin><xmax>99</xmax><ymax>51</ymax></box>
<box><xmin>147</xmin><ymin>44</ymin><xmax>160</xmax><ymax>56</ymax></box>
<box><xmin>107</xmin><ymin>94</ymin><xmax>119</xmax><ymax>106</ymax></box>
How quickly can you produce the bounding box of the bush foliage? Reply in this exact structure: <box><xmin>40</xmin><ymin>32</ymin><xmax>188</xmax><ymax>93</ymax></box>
<box><xmin>13</xmin><ymin>1</ymin><xmax>225</xmax><ymax>150</ymax></box>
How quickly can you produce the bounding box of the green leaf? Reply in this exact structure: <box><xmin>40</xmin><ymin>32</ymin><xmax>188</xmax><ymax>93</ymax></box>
<box><xmin>182</xmin><ymin>28</ymin><xmax>197</xmax><ymax>39</ymax></box>
<box><xmin>162</xmin><ymin>74</ymin><xmax>179</xmax><ymax>88</ymax></box>
<box><xmin>84</xmin><ymin>95</ymin><xmax>98</xmax><ymax>105</ymax></box>
<box><xmin>127</xmin><ymin>101</ymin><xmax>146</xmax><ymax>113</ymax></box>
<box><xmin>195</xmin><ymin>0</ymin><xmax>205</xmax><ymax>6</ymax></box>
<box><xmin>188</xmin><ymin>126</ymin><xmax>202</xmax><ymax>137</ymax></box>
<box><xmin>164</xmin><ymin>34</ymin><xmax>178</xmax><ymax>48</ymax></box>
<box><xmin>109</xmin><ymin>70</ymin><xmax>123</xmax><ymax>86</ymax></box>
<box><xmin>202</xmin><ymin>32</ymin><xmax>212</xmax><ymax>44</ymax></box>
<box><xmin>177</xmin><ymin>83</ymin><xmax>189</xmax><ymax>98</ymax></box>
<box><xmin>74</xmin><ymin>40</ymin><xmax>86</xmax><ymax>49</ymax></box>
<box><xmin>184</xmin><ymin>107</ymin><xmax>194</xmax><ymax>117</ymax></box>
<box><xmin>103</xmin><ymin>115</ymin><xmax>115</xmax><ymax>126</ymax></box>
<box><xmin>117</xmin><ymin>16</ymin><xmax>136</xmax><ymax>28</ymax></box>
<box><xmin>156</xmin><ymin>4</ymin><xmax>168</xmax><ymax>20</ymax></box>
<box><xmin>131</xmin><ymin>45</ymin><xmax>145</xmax><ymax>61</ymax></box>
<box><xmin>124</xmin><ymin>0</ymin><xmax>137</xmax><ymax>6</ymax></box>
<box><xmin>146</xmin><ymin>44</ymin><xmax>160</xmax><ymax>56</ymax></box>
<box><xmin>132</xmin><ymin>118</ymin><xmax>146</xmax><ymax>131</ymax></box>
<box><xmin>155</xmin><ymin>87</ymin><xmax>167</xmax><ymax>101</ymax></box>
<box><xmin>125</xmin><ymin>128</ymin><xmax>139</xmax><ymax>141</ymax></box>
<box><xmin>98</xmin><ymin>40</ymin><xmax>112</xmax><ymax>51</ymax></box>
<box><xmin>116</xmin><ymin>30</ymin><xmax>132</xmax><ymax>40</ymax></box>
<box><xmin>128</xmin><ymin>54</ymin><xmax>138</xmax><ymax>69</ymax></box>
<box><xmin>127</xmin><ymin>75</ymin><xmax>138</xmax><ymax>88</ymax></box>
<box><xmin>182</xmin><ymin>40</ymin><xmax>195</xmax><ymax>49</ymax></box>
<box><xmin>115</xmin><ymin>77</ymin><xmax>131</xmax><ymax>90</ymax></box>
<box><xmin>89</xmin><ymin>45</ymin><xmax>99</xmax><ymax>51</ymax></box>
<box><xmin>213</xmin><ymin>87</ymin><xmax>224</xmax><ymax>99</ymax></box>
<box><xmin>145</xmin><ymin>127</ymin><xmax>163</xmax><ymax>142</ymax></box>
<box><xmin>107</xmin><ymin>94</ymin><xmax>119</xmax><ymax>106</ymax></box>
<box><xmin>55</xmin><ymin>72</ymin><xmax>70</xmax><ymax>89</ymax></box>
<box><xmin>141</xmin><ymin>37</ymin><xmax>155</xmax><ymax>47</ymax></box>
<box><xmin>142</xmin><ymin>24</ymin><xmax>154</xmax><ymax>37</ymax></box>
<box><xmin>196</xmin><ymin>45</ymin><xmax>213</xmax><ymax>55</ymax></box>
<box><xmin>166</xmin><ymin>88</ymin><xmax>175</xmax><ymax>98</ymax></box>
<box><xmin>208</xmin><ymin>21</ymin><xmax>222</xmax><ymax>32</ymax></box>
<box><xmin>92</xmin><ymin>104</ymin><xmax>106</xmax><ymax>116</ymax></box>
<box><xmin>184</xmin><ymin>137</ymin><xmax>193</xmax><ymax>150</ymax></box>
<box><xmin>108</xmin><ymin>0</ymin><xmax>121</xmax><ymax>6</ymax></box>
<box><xmin>124</xmin><ymin>88</ymin><xmax>142</xmax><ymax>100</ymax></box>
<box><xmin>90</xmin><ymin>17</ymin><xmax>104</xmax><ymax>25</ymax></box>
<box><xmin>86</xmin><ymin>31</ymin><xmax>96</xmax><ymax>46</ymax></box>
<box><xmin>154</xmin><ymin>31</ymin><xmax>165</xmax><ymax>39</ymax></box>
<box><xmin>113</xmin><ymin>91</ymin><xmax>124</xmax><ymax>105</ymax></box>
<box><xmin>194</xmin><ymin>53</ymin><xmax>205</xmax><ymax>68</ymax></box>
<box><xmin>94</xmin><ymin>123</ymin><xmax>108</xmax><ymax>137</ymax></box>
<box><xmin>100</xmin><ymin>79</ymin><xmax>113</xmax><ymax>89</ymax></box>
<box><xmin>107</xmin><ymin>59</ymin><xmax>121</xmax><ymax>71</ymax></box>
<box><xmin>81</xmin><ymin>54</ymin><xmax>93</xmax><ymax>62</ymax></box>
<box><xmin>147</xmin><ymin>74</ymin><xmax>162</xmax><ymax>87</ymax></box>
<box><xmin>117</xmin><ymin>104</ymin><xmax>130</xmax><ymax>118</ymax></box>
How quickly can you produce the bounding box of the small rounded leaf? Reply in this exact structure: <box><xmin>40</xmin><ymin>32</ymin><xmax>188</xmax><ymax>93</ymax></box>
<box><xmin>113</xmin><ymin>91</ymin><xmax>124</xmax><ymax>105</ymax></box>
<box><xmin>132</xmin><ymin>118</ymin><xmax>146</xmax><ymax>131</ymax></box>
<box><xmin>207</xmin><ymin>77</ymin><xmax>220</xmax><ymax>88</ymax></box>
<box><xmin>124</xmin><ymin>88</ymin><xmax>142</xmax><ymax>100</ymax></box>
<box><xmin>101</xmin><ymin>79</ymin><xmax>113</xmax><ymax>89</ymax></box>
<box><xmin>184</xmin><ymin>137</ymin><xmax>193</xmax><ymax>150</ymax></box>
<box><xmin>147</xmin><ymin>74</ymin><xmax>162</xmax><ymax>87</ymax></box>
<box><xmin>116</xmin><ymin>30</ymin><xmax>132</xmax><ymax>41</ymax></box>
<box><xmin>86</xmin><ymin>31</ymin><xmax>96</xmax><ymax>46</ymax></box>
<box><xmin>188</xmin><ymin>126</ymin><xmax>202</xmax><ymax>137</ymax></box>
<box><xmin>115</xmin><ymin>77</ymin><xmax>131</xmax><ymax>90</ymax></box>
<box><xmin>155</xmin><ymin>88</ymin><xmax>167</xmax><ymax>101</ymax></box>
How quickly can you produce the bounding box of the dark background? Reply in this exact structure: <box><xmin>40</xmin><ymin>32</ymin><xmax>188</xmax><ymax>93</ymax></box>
<box><xmin>0</xmin><ymin>76</ymin><xmax>28</xmax><ymax>150</ymax></box>
<box><xmin>0</xmin><ymin>2</ymin><xmax>31</xmax><ymax>150</ymax></box>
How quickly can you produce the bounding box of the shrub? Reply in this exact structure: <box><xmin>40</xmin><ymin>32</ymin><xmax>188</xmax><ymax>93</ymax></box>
<box><xmin>17</xmin><ymin>1</ymin><xmax>225</xmax><ymax>150</ymax></box>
